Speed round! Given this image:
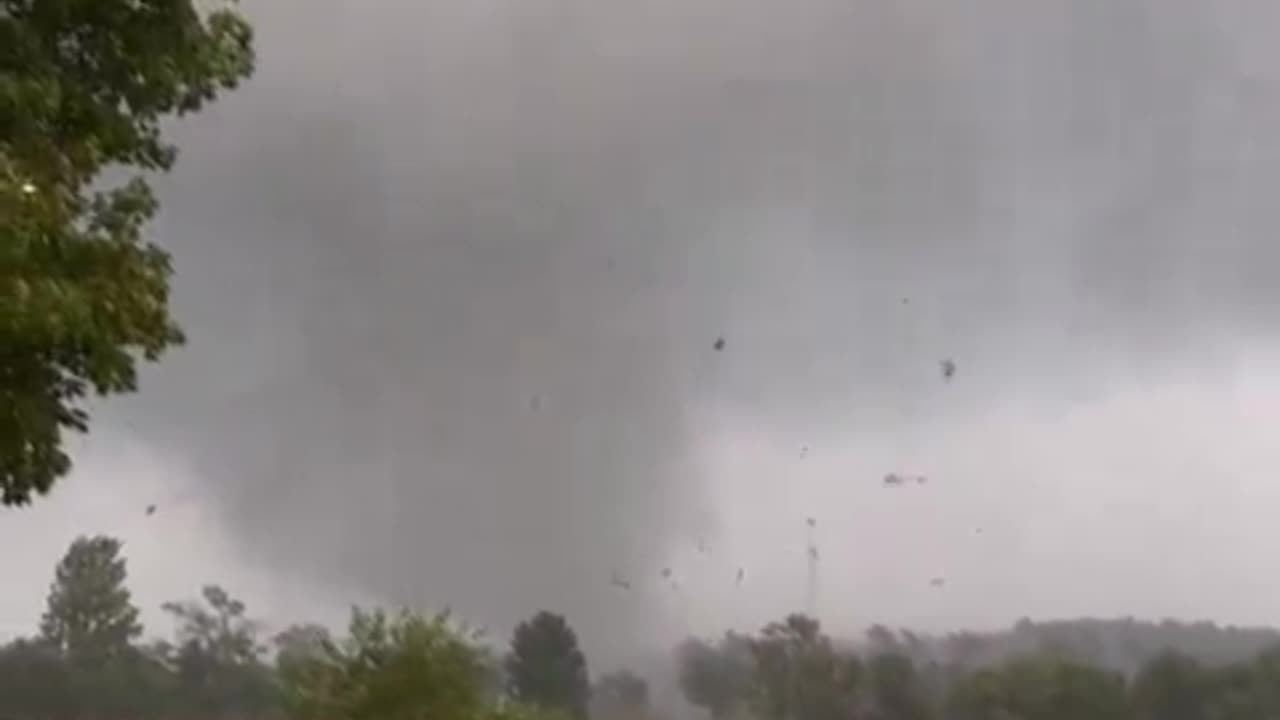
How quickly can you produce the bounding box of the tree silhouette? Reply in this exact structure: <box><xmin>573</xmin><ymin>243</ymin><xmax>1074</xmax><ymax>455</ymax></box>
<box><xmin>161</xmin><ymin>584</ymin><xmax>277</xmax><ymax>717</ymax></box>
<box><xmin>505</xmin><ymin>611</ymin><xmax>590</xmax><ymax>719</ymax></box>
<box><xmin>39</xmin><ymin>535</ymin><xmax>141</xmax><ymax>665</ymax></box>
<box><xmin>747</xmin><ymin>614</ymin><xmax>861</xmax><ymax>720</ymax></box>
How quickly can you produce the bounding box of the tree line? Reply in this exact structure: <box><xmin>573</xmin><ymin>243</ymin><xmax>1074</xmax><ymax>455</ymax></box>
<box><xmin>0</xmin><ymin>535</ymin><xmax>602</xmax><ymax>720</ymax></box>
<box><xmin>676</xmin><ymin>614</ymin><xmax>1280</xmax><ymax>720</ymax></box>
<box><xmin>9</xmin><ymin>535</ymin><xmax>1280</xmax><ymax>720</ymax></box>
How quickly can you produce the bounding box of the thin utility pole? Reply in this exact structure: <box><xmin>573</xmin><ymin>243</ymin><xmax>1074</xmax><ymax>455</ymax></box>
<box><xmin>805</xmin><ymin>517</ymin><xmax>819</xmax><ymax>619</ymax></box>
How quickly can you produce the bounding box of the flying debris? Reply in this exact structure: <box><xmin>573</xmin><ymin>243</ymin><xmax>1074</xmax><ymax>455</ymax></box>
<box><xmin>610</xmin><ymin>572</ymin><xmax>631</xmax><ymax>590</ymax></box>
<box><xmin>145</xmin><ymin>504</ymin><xmax>156</xmax><ymax>516</ymax></box>
<box><xmin>974</xmin><ymin>527</ymin><xmax>984</xmax><ymax>535</ymax></box>
<box><xmin>806</xmin><ymin>517</ymin><xmax>816</xmax><ymax>527</ymax></box>
<box><xmin>713</xmin><ymin>337</ymin><xmax>726</xmax><ymax>352</ymax></box>
<box><xmin>660</xmin><ymin>567</ymin><xmax>672</xmax><ymax>580</ymax></box>
<box><xmin>901</xmin><ymin>297</ymin><xmax>910</xmax><ymax>304</ymax></box>
<box><xmin>808</xmin><ymin>546</ymin><xmax>819</xmax><ymax>561</ymax></box>
<box><xmin>697</xmin><ymin>538</ymin><xmax>707</xmax><ymax>553</ymax></box>
<box><xmin>800</xmin><ymin>445</ymin><xmax>809</xmax><ymax>459</ymax></box>
<box><xmin>528</xmin><ymin>394</ymin><xmax>542</xmax><ymax>412</ymax></box>
<box><xmin>940</xmin><ymin>358</ymin><xmax>956</xmax><ymax>381</ymax></box>
<box><xmin>736</xmin><ymin>568</ymin><xmax>745</xmax><ymax>585</ymax></box>
<box><xmin>883</xmin><ymin>472</ymin><xmax>926</xmax><ymax>487</ymax></box>
<box><xmin>929</xmin><ymin>577</ymin><xmax>946</xmax><ymax>588</ymax></box>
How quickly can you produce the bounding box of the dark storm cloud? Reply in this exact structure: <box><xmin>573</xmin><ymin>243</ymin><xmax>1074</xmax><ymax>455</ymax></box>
<box><xmin>109</xmin><ymin>0</ymin><xmax>1280</xmax><ymax>653</ymax></box>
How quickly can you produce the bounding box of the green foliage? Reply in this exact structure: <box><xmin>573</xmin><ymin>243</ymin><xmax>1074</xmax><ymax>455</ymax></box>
<box><xmin>6</xmin><ymin>536</ymin><xmax>589</xmax><ymax>720</ymax></box>
<box><xmin>40</xmin><ymin>534</ymin><xmax>142</xmax><ymax>664</ymax></box>
<box><xmin>0</xmin><ymin>0</ymin><xmax>255</xmax><ymax>505</ymax></box>
<box><xmin>280</xmin><ymin>607</ymin><xmax>499</xmax><ymax>720</ymax></box>
<box><xmin>8</xmin><ymin>537</ymin><xmax>280</xmax><ymax>720</ymax></box>
<box><xmin>506</xmin><ymin>611</ymin><xmax>591</xmax><ymax>720</ymax></box>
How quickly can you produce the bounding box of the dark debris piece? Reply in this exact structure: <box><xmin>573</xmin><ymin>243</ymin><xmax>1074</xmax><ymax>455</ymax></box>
<box><xmin>145</xmin><ymin>504</ymin><xmax>156</xmax><ymax>516</ymax></box>
<box><xmin>713</xmin><ymin>337</ymin><xmax>726</xmax><ymax>352</ymax></box>
<box><xmin>884</xmin><ymin>472</ymin><xmax>927</xmax><ymax>487</ymax></box>
<box><xmin>940</xmin><ymin>358</ymin><xmax>956</xmax><ymax>381</ymax></box>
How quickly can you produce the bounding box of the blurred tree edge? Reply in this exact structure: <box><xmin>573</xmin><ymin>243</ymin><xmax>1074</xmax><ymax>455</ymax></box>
<box><xmin>0</xmin><ymin>0</ymin><xmax>256</xmax><ymax>505</ymax></box>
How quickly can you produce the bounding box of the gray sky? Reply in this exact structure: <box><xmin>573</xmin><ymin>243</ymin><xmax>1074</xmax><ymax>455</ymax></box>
<box><xmin>7</xmin><ymin>0</ymin><xmax>1280</xmax><ymax>665</ymax></box>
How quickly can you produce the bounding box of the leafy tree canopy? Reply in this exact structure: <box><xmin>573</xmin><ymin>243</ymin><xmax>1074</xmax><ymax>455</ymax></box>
<box><xmin>281</xmin><ymin>608</ymin><xmax>500</xmax><ymax>720</ymax></box>
<box><xmin>0</xmin><ymin>0</ymin><xmax>254</xmax><ymax>505</ymax></box>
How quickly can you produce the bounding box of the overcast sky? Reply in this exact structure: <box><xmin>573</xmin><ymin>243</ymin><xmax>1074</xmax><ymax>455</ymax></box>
<box><xmin>7</xmin><ymin>0</ymin><xmax>1280</xmax><ymax>665</ymax></box>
